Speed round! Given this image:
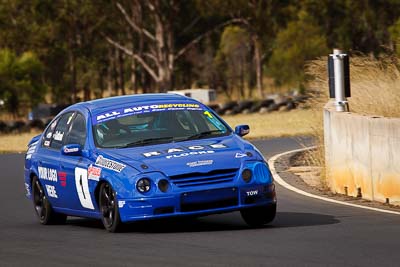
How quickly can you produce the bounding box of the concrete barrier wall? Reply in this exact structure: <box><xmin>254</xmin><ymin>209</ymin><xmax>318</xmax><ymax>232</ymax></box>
<box><xmin>324</xmin><ymin>101</ymin><xmax>400</xmax><ymax>205</ymax></box>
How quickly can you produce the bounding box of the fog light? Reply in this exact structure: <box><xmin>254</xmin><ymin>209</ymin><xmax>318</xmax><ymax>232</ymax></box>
<box><xmin>137</xmin><ymin>178</ymin><xmax>151</xmax><ymax>193</ymax></box>
<box><xmin>158</xmin><ymin>179</ymin><xmax>169</xmax><ymax>193</ymax></box>
<box><xmin>242</xmin><ymin>169</ymin><xmax>252</xmax><ymax>183</ymax></box>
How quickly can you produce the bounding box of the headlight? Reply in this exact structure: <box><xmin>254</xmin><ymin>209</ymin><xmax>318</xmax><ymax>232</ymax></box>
<box><xmin>136</xmin><ymin>178</ymin><xmax>151</xmax><ymax>193</ymax></box>
<box><xmin>254</xmin><ymin>162</ymin><xmax>272</xmax><ymax>183</ymax></box>
<box><xmin>241</xmin><ymin>169</ymin><xmax>252</xmax><ymax>183</ymax></box>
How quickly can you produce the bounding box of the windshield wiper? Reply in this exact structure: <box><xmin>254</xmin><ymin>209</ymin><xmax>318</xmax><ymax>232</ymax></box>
<box><xmin>122</xmin><ymin>136</ymin><xmax>175</xmax><ymax>148</ymax></box>
<box><xmin>184</xmin><ymin>130</ymin><xmax>226</xmax><ymax>141</ymax></box>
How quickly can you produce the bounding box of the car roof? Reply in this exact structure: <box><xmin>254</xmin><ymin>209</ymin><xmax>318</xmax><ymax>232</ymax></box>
<box><xmin>65</xmin><ymin>93</ymin><xmax>194</xmax><ymax>114</ymax></box>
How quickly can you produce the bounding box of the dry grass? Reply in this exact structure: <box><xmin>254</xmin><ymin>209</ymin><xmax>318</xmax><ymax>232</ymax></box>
<box><xmin>0</xmin><ymin>131</ymin><xmax>40</xmax><ymax>153</ymax></box>
<box><xmin>222</xmin><ymin>108</ymin><xmax>320</xmax><ymax>139</ymax></box>
<box><xmin>307</xmin><ymin>55</ymin><xmax>400</xmax><ymax>117</ymax></box>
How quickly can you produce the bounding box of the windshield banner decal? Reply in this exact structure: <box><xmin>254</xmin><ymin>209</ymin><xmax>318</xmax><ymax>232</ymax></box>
<box><xmin>94</xmin><ymin>103</ymin><xmax>203</xmax><ymax>124</ymax></box>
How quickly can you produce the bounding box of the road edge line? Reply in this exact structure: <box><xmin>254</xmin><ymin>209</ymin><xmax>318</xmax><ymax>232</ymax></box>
<box><xmin>268</xmin><ymin>146</ymin><xmax>400</xmax><ymax>216</ymax></box>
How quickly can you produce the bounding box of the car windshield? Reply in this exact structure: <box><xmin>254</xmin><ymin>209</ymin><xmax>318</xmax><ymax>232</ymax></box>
<box><xmin>93</xmin><ymin>105</ymin><xmax>230</xmax><ymax>148</ymax></box>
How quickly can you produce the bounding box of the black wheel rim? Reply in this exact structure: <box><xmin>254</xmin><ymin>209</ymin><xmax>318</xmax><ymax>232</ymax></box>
<box><xmin>100</xmin><ymin>184</ymin><xmax>115</xmax><ymax>228</ymax></box>
<box><xmin>33</xmin><ymin>180</ymin><xmax>46</xmax><ymax>220</ymax></box>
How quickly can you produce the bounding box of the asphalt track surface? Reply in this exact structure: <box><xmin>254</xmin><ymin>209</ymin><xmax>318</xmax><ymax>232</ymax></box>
<box><xmin>1</xmin><ymin>136</ymin><xmax>400</xmax><ymax>266</ymax></box>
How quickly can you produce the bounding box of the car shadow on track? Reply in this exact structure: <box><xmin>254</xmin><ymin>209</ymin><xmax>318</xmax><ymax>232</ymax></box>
<box><xmin>65</xmin><ymin>212</ymin><xmax>339</xmax><ymax>233</ymax></box>
<box><xmin>274</xmin><ymin>212</ymin><xmax>340</xmax><ymax>228</ymax></box>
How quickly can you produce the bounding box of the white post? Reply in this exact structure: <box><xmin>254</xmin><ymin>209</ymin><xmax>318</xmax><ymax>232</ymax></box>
<box><xmin>332</xmin><ymin>49</ymin><xmax>348</xmax><ymax>112</ymax></box>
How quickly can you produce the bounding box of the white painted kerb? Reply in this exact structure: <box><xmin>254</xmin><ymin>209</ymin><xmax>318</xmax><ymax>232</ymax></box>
<box><xmin>268</xmin><ymin>146</ymin><xmax>400</xmax><ymax>216</ymax></box>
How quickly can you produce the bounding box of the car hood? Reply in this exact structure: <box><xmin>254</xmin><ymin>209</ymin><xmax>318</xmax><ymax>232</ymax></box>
<box><xmin>99</xmin><ymin>136</ymin><xmax>259</xmax><ymax>177</ymax></box>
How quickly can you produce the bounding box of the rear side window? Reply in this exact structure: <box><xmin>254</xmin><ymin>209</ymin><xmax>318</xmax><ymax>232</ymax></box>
<box><xmin>42</xmin><ymin>117</ymin><xmax>59</xmax><ymax>148</ymax></box>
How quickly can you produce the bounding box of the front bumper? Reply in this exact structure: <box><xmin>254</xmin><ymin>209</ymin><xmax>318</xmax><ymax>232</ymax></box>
<box><xmin>118</xmin><ymin>183</ymin><xmax>276</xmax><ymax>222</ymax></box>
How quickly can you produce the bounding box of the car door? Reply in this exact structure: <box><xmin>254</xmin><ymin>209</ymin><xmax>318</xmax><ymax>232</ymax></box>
<box><xmin>59</xmin><ymin>111</ymin><xmax>97</xmax><ymax>212</ymax></box>
<box><xmin>35</xmin><ymin>112</ymin><xmax>75</xmax><ymax>208</ymax></box>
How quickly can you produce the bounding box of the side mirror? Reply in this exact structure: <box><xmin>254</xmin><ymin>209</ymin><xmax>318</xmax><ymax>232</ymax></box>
<box><xmin>235</xmin><ymin>125</ymin><xmax>250</xmax><ymax>137</ymax></box>
<box><xmin>61</xmin><ymin>144</ymin><xmax>82</xmax><ymax>156</ymax></box>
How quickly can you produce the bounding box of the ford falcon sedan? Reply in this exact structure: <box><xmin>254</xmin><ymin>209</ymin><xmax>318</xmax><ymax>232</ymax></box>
<box><xmin>24</xmin><ymin>94</ymin><xmax>276</xmax><ymax>232</ymax></box>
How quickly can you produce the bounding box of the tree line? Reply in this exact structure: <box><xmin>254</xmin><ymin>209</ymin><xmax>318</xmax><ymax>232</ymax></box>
<box><xmin>1</xmin><ymin>0</ymin><xmax>400</xmax><ymax>116</ymax></box>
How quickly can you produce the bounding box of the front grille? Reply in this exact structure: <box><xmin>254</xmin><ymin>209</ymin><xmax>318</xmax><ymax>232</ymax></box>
<box><xmin>169</xmin><ymin>168</ymin><xmax>238</xmax><ymax>187</ymax></box>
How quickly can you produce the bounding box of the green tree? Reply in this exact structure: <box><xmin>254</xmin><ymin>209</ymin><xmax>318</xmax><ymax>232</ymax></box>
<box><xmin>300</xmin><ymin>0</ymin><xmax>400</xmax><ymax>54</ymax></box>
<box><xmin>268</xmin><ymin>10</ymin><xmax>328</xmax><ymax>88</ymax></box>
<box><xmin>0</xmin><ymin>0</ymin><xmax>111</xmax><ymax>103</ymax></box>
<box><xmin>215</xmin><ymin>26</ymin><xmax>250</xmax><ymax>99</ymax></box>
<box><xmin>0</xmin><ymin>49</ymin><xmax>46</xmax><ymax>116</ymax></box>
<box><xmin>1</xmin><ymin>0</ymin><xmax>399</xmax><ymax>106</ymax></box>
<box><xmin>197</xmin><ymin>0</ymin><xmax>291</xmax><ymax>97</ymax></box>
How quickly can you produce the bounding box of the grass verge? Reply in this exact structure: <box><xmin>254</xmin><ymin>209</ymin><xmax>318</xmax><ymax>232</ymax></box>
<box><xmin>222</xmin><ymin>108</ymin><xmax>320</xmax><ymax>139</ymax></box>
<box><xmin>0</xmin><ymin>131</ymin><xmax>40</xmax><ymax>153</ymax></box>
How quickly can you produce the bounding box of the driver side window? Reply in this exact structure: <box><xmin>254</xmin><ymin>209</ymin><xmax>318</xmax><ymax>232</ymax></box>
<box><xmin>65</xmin><ymin>113</ymin><xmax>86</xmax><ymax>147</ymax></box>
<box><xmin>42</xmin><ymin>112</ymin><xmax>75</xmax><ymax>150</ymax></box>
<box><xmin>50</xmin><ymin>112</ymin><xmax>75</xmax><ymax>150</ymax></box>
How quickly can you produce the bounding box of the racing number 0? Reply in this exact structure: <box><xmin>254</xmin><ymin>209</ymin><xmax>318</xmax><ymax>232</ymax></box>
<box><xmin>74</xmin><ymin>167</ymin><xmax>94</xmax><ymax>210</ymax></box>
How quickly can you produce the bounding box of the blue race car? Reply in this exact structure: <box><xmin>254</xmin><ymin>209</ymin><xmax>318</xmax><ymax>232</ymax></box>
<box><xmin>24</xmin><ymin>94</ymin><xmax>276</xmax><ymax>232</ymax></box>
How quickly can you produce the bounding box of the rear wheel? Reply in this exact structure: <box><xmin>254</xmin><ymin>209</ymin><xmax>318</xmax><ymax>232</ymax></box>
<box><xmin>240</xmin><ymin>203</ymin><xmax>276</xmax><ymax>227</ymax></box>
<box><xmin>99</xmin><ymin>182</ymin><xmax>123</xmax><ymax>232</ymax></box>
<box><xmin>32</xmin><ymin>177</ymin><xmax>67</xmax><ymax>225</ymax></box>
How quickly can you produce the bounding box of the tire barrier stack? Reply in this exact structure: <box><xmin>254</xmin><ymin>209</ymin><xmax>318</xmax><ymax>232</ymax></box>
<box><xmin>0</xmin><ymin>103</ymin><xmax>69</xmax><ymax>134</ymax></box>
<box><xmin>208</xmin><ymin>93</ymin><xmax>309</xmax><ymax>116</ymax></box>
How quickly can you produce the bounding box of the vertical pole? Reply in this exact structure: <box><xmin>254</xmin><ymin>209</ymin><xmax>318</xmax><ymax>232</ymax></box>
<box><xmin>332</xmin><ymin>49</ymin><xmax>348</xmax><ymax>112</ymax></box>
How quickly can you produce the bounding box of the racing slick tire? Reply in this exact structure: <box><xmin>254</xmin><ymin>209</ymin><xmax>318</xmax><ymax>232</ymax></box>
<box><xmin>240</xmin><ymin>203</ymin><xmax>276</xmax><ymax>227</ymax></box>
<box><xmin>32</xmin><ymin>176</ymin><xmax>67</xmax><ymax>225</ymax></box>
<box><xmin>99</xmin><ymin>182</ymin><xmax>123</xmax><ymax>233</ymax></box>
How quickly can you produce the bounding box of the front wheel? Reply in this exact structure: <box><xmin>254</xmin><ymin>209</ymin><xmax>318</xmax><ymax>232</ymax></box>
<box><xmin>99</xmin><ymin>182</ymin><xmax>123</xmax><ymax>232</ymax></box>
<box><xmin>32</xmin><ymin>177</ymin><xmax>67</xmax><ymax>225</ymax></box>
<box><xmin>240</xmin><ymin>203</ymin><xmax>276</xmax><ymax>227</ymax></box>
